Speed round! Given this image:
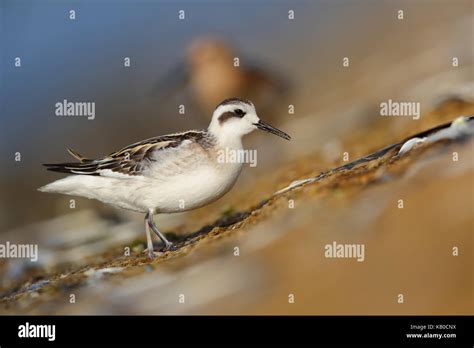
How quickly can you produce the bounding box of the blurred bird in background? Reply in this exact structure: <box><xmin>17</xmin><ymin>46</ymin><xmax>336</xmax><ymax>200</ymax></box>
<box><xmin>154</xmin><ymin>37</ymin><xmax>290</xmax><ymax>124</ymax></box>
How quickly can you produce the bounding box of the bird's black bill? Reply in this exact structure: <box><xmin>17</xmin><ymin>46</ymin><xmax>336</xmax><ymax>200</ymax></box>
<box><xmin>255</xmin><ymin>120</ymin><xmax>291</xmax><ymax>141</ymax></box>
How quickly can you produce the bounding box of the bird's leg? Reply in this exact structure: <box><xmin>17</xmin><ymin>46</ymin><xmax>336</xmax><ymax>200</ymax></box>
<box><xmin>146</xmin><ymin>211</ymin><xmax>173</xmax><ymax>252</ymax></box>
<box><xmin>143</xmin><ymin>217</ymin><xmax>156</xmax><ymax>259</ymax></box>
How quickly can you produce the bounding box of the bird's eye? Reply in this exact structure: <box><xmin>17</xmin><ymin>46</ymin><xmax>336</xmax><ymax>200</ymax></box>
<box><xmin>234</xmin><ymin>109</ymin><xmax>245</xmax><ymax>117</ymax></box>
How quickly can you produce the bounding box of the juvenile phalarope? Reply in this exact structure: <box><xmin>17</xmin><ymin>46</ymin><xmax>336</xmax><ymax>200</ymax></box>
<box><xmin>39</xmin><ymin>98</ymin><xmax>291</xmax><ymax>258</ymax></box>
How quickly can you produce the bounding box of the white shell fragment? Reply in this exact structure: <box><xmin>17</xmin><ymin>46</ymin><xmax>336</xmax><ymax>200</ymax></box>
<box><xmin>398</xmin><ymin>137</ymin><xmax>426</xmax><ymax>156</ymax></box>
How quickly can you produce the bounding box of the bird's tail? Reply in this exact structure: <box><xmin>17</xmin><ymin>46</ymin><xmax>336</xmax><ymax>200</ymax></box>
<box><xmin>38</xmin><ymin>176</ymin><xmax>90</xmax><ymax>194</ymax></box>
<box><xmin>38</xmin><ymin>178</ymin><xmax>69</xmax><ymax>193</ymax></box>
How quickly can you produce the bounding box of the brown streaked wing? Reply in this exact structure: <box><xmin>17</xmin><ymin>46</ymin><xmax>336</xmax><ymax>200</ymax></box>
<box><xmin>43</xmin><ymin>131</ymin><xmax>206</xmax><ymax>177</ymax></box>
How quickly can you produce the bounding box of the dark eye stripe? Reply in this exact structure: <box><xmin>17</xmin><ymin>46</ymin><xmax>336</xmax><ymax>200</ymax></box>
<box><xmin>218</xmin><ymin>111</ymin><xmax>237</xmax><ymax>124</ymax></box>
<box><xmin>218</xmin><ymin>109</ymin><xmax>246</xmax><ymax>124</ymax></box>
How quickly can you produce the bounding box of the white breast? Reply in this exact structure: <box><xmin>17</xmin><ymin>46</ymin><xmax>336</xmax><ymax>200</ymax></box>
<box><xmin>144</xmin><ymin>160</ymin><xmax>242</xmax><ymax>213</ymax></box>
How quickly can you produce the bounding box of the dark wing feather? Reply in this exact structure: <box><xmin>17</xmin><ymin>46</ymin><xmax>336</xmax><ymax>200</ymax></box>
<box><xmin>43</xmin><ymin>131</ymin><xmax>205</xmax><ymax>177</ymax></box>
<box><xmin>65</xmin><ymin>146</ymin><xmax>92</xmax><ymax>163</ymax></box>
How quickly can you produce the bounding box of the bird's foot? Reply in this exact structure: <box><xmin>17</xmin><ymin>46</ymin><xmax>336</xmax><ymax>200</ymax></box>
<box><xmin>143</xmin><ymin>248</ymin><xmax>163</xmax><ymax>259</ymax></box>
<box><xmin>143</xmin><ymin>242</ymin><xmax>173</xmax><ymax>259</ymax></box>
<box><xmin>161</xmin><ymin>241</ymin><xmax>174</xmax><ymax>252</ymax></box>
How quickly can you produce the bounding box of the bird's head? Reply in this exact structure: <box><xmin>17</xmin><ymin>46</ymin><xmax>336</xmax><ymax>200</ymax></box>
<box><xmin>208</xmin><ymin>98</ymin><xmax>291</xmax><ymax>142</ymax></box>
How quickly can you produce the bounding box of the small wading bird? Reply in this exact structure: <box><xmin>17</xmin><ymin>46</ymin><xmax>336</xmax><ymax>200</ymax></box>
<box><xmin>39</xmin><ymin>98</ymin><xmax>291</xmax><ymax>258</ymax></box>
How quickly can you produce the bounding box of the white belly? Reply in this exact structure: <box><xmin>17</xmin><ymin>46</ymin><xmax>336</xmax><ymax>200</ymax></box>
<box><xmin>143</xmin><ymin>161</ymin><xmax>242</xmax><ymax>213</ymax></box>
